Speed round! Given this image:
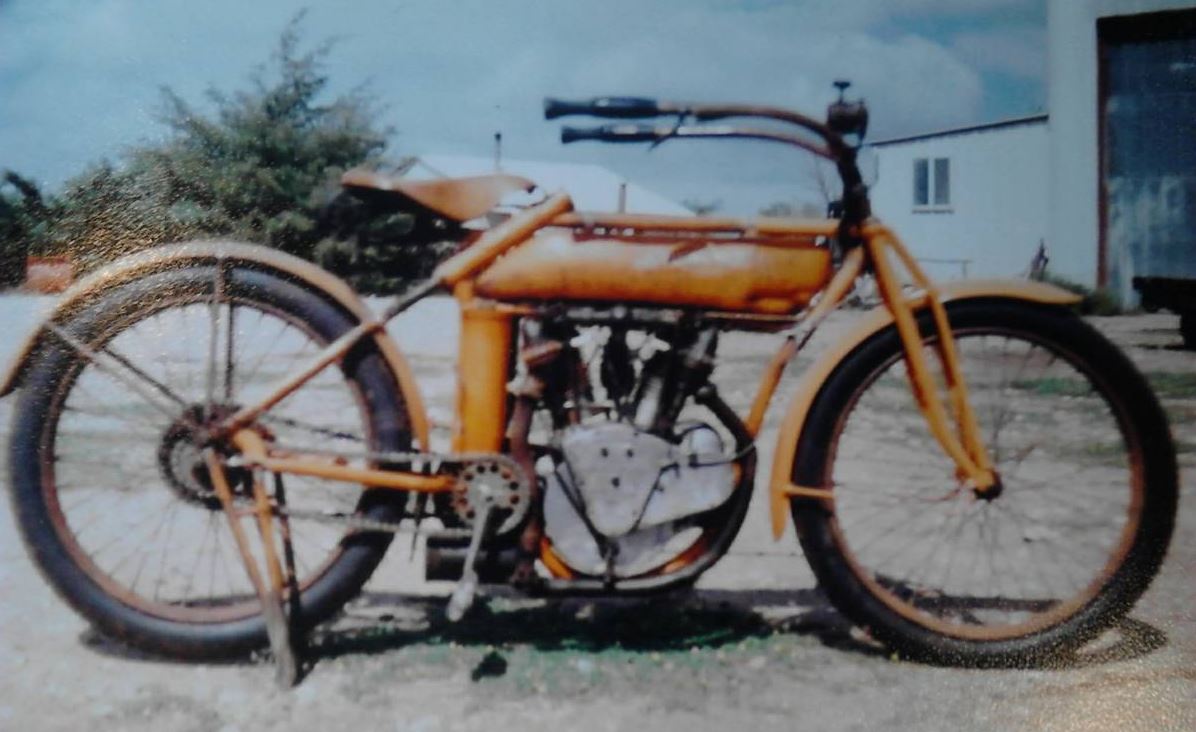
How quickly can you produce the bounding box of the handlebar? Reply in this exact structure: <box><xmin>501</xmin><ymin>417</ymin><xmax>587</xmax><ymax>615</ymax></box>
<box><xmin>560</xmin><ymin>123</ymin><xmax>832</xmax><ymax>158</ymax></box>
<box><xmin>545</xmin><ymin>97</ymin><xmax>669</xmax><ymax>120</ymax></box>
<box><xmin>545</xmin><ymin>91</ymin><xmax>873</xmax><ymax>235</ymax></box>
<box><xmin>545</xmin><ymin>97</ymin><xmax>866</xmax><ymax>154</ymax></box>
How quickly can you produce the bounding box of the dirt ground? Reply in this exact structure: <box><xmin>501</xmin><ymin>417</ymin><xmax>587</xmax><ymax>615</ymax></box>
<box><xmin>0</xmin><ymin>296</ymin><xmax>1193</xmax><ymax>732</ymax></box>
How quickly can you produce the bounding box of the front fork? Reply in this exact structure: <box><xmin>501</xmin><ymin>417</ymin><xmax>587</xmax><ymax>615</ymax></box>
<box><xmin>864</xmin><ymin>230</ymin><xmax>998</xmax><ymax>495</ymax></box>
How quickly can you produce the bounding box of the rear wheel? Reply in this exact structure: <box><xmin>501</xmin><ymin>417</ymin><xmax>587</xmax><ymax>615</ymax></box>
<box><xmin>9</xmin><ymin>265</ymin><xmax>412</xmax><ymax>659</ymax></box>
<box><xmin>793</xmin><ymin>300</ymin><xmax>1177</xmax><ymax>666</ymax></box>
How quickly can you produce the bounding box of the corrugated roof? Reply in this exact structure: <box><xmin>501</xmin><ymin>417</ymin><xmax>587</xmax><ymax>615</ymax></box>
<box><xmin>404</xmin><ymin>154</ymin><xmax>691</xmax><ymax>216</ymax></box>
<box><xmin>870</xmin><ymin>114</ymin><xmax>1049</xmax><ymax>147</ymax></box>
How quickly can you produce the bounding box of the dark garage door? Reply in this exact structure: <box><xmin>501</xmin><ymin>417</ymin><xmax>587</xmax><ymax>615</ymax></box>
<box><xmin>1101</xmin><ymin>9</ymin><xmax>1196</xmax><ymax>305</ymax></box>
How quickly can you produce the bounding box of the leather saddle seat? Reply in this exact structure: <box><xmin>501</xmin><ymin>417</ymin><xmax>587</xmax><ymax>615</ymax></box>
<box><xmin>341</xmin><ymin>168</ymin><xmax>536</xmax><ymax>223</ymax></box>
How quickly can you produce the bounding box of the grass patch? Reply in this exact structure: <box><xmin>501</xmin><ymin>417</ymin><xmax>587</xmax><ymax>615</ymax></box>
<box><xmin>1077</xmin><ymin>442</ymin><xmax>1131</xmax><ymax>466</ymax></box>
<box><xmin>1010</xmin><ymin>377</ymin><xmax>1091</xmax><ymax>397</ymax></box>
<box><xmin>1147</xmin><ymin>373</ymin><xmax>1196</xmax><ymax>399</ymax></box>
<box><xmin>1011</xmin><ymin>373</ymin><xmax>1196</xmax><ymax>400</ymax></box>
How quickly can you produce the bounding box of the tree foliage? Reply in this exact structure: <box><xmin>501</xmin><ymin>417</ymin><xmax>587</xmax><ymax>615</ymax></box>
<box><xmin>0</xmin><ymin>15</ymin><xmax>441</xmax><ymax>290</ymax></box>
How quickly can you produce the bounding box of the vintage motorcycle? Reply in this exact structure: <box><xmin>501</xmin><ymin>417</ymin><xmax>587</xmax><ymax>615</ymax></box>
<box><xmin>3</xmin><ymin>88</ymin><xmax>1178</xmax><ymax>683</ymax></box>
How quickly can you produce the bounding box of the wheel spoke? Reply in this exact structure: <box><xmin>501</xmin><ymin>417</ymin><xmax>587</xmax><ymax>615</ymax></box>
<box><xmin>205</xmin><ymin>276</ymin><xmax>222</xmax><ymax>418</ymax></box>
<box><xmin>224</xmin><ymin>303</ymin><xmax>237</xmax><ymax>403</ymax></box>
<box><xmin>47</xmin><ymin>323</ymin><xmax>190</xmax><ymax>423</ymax></box>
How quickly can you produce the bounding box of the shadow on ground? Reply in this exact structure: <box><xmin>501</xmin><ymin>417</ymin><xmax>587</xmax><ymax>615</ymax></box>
<box><xmin>303</xmin><ymin>587</ymin><xmax>1168</xmax><ymax>676</ymax></box>
<box><xmin>308</xmin><ymin>588</ymin><xmax>865</xmax><ymax>659</ymax></box>
<box><xmin>78</xmin><ymin>588</ymin><xmax>1168</xmax><ymax>679</ymax></box>
<box><xmin>1138</xmin><ymin>343</ymin><xmax>1196</xmax><ymax>353</ymax></box>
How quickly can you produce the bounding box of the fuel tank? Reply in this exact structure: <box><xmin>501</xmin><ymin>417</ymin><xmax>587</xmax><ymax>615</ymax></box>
<box><xmin>474</xmin><ymin>225</ymin><xmax>833</xmax><ymax>314</ymax></box>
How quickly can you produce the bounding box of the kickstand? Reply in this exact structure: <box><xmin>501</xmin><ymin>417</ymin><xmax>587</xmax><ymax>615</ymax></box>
<box><xmin>271</xmin><ymin>472</ymin><xmax>305</xmax><ymax>677</ymax></box>
<box><xmin>203</xmin><ymin>450</ymin><xmax>301</xmax><ymax>688</ymax></box>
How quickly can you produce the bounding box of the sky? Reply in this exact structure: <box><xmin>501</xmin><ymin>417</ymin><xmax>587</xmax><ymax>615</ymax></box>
<box><xmin>0</xmin><ymin>0</ymin><xmax>1047</xmax><ymax>214</ymax></box>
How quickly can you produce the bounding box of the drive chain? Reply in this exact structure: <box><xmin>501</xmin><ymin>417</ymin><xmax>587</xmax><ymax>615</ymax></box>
<box><xmin>226</xmin><ymin>447</ymin><xmax>528</xmax><ymax>538</ymax></box>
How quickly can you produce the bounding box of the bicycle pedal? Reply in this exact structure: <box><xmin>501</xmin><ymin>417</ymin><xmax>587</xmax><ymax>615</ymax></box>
<box><xmin>445</xmin><ymin>574</ymin><xmax>478</xmax><ymax>622</ymax></box>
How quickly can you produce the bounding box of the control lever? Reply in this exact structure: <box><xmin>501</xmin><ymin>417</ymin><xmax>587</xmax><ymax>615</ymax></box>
<box><xmin>560</xmin><ymin>124</ymin><xmax>663</xmax><ymax>144</ymax></box>
<box><xmin>544</xmin><ymin>96</ymin><xmax>665</xmax><ymax>120</ymax></box>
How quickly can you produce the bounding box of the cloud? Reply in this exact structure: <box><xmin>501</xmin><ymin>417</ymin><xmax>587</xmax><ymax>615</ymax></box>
<box><xmin>877</xmin><ymin>0</ymin><xmax>1037</xmax><ymax>13</ymax></box>
<box><xmin>728</xmin><ymin>0</ymin><xmax>1043</xmax><ymax>28</ymax></box>
<box><xmin>950</xmin><ymin>25</ymin><xmax>1047</xmax><ymax>79</ymax></box>
<box><xmin>0</xmin><ymin>0</ymin><xmax>1040</xmax><ymax>213</ymax></box>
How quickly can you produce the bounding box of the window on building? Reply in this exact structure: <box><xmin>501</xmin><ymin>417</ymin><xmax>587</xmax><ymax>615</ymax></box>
<box><xmin>913</xmin><ymin>157</ymin><xmax>951</xmax><ymax>209</ymax></box>
<box><xmin>934</xmin><ymin>158</ymin><xmax>950</xmax><ymax>205</ymax></box>
<box><xmin>913</xmin><ymin>159</ymin><xmax>929</xmax><ymax>206</ymax></box>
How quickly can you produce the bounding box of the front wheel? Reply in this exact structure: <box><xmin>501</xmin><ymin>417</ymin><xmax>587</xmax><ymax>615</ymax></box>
<box><xmin>793</xmin><ymin>299</ymin><xmax>1177</xmax><ymax>666</ymax></box>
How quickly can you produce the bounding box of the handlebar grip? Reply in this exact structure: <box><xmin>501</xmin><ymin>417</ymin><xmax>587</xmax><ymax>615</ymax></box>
<box><xmin>560</xmin><ymin>124</ymin><xmax>662</xmax><ymax>144</ymax></box>
<box><xmin>545</xmin><ymin>96</ymin><xmax>662</xmax><ymax>120</ymax></box>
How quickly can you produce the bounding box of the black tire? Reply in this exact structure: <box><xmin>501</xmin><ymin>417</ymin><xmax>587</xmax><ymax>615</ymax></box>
<box><xmin>792</xmin><ymin>299</ymin><xmax>1177</xmax><ymax>666</ymax></box>
<box><xmin>9</xmin><ymin>265</ymin><xmax>412</xmax><ymax>659</ymax></box>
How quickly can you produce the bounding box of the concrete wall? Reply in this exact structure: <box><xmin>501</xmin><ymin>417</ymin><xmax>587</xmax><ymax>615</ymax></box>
<box><xmin>1046</xmin><ymin>0</ymin><xmax>1196</xmax><ymax>288</ymax></box>
<box><xmin>869</xmin><ymin>120</ymin><xmax>1050</xmax><ymax>281</ymax></box>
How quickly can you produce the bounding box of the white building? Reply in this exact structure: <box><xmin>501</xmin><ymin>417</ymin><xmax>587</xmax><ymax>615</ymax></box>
<box><xmin>870</xmin><ymin>0</ymin><xmax>1196</xmax><ymax>304</ymax></box>
<box><xmin>869</xmin><ymin>115</ymin><xmax>1049</xmax><ymax>282</ymax></box>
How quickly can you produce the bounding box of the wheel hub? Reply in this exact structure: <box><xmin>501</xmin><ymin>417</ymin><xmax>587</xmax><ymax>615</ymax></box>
<box><xmin>972</xmin><ymin>472</ymin><xmax>1005</xmax><ymax>502</ymax></box>
<box><xmin>157</xmin><ymin>404</ymin><xmax>249</xmax><ymax>509</ymax></box>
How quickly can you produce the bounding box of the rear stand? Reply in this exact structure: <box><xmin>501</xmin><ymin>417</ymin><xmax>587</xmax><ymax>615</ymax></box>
<box><xmin>202</xmin><ymin>448</ymin><xmax>507</xmax><ymax>685</ymax></box>
<box><xmin>204</xmin><ymin>450</ymin><xmax>302</xmax><ymax>688</ymax></box>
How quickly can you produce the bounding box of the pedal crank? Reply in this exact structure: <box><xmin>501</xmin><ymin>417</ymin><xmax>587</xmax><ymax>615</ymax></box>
<box><xmin>446</xmin><ymin>499</ymin><xmax>493</xmax><ymax>622</ymax></box>
<box><xmin>443</xmin><ymin>455</ymin><xmax>530</xmax><ymax>620</ymax></box>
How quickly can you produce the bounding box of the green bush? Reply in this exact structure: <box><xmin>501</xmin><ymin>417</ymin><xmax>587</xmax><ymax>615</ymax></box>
<box><xmin>1</xmin><ymin>14</ymin><xmax>447</xmax><ymax>292</ymax></box>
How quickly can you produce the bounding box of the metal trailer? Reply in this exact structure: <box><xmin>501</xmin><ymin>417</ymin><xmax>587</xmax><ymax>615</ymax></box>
<box><xmin>1133</xmin><ymin>276</ymin><xmax>1196</xmax><ymax>349</ymax></box>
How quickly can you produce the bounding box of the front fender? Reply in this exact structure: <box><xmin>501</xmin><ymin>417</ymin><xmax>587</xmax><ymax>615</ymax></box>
<box><xmin>0</xmin><ymin>241</ymin><xmax>431</xmax><ymax>449</ymax></box>
<box><xmin>767</xmin><ymin>279</ymin><xmax>1082</xmax><ymax>539</ymax></box>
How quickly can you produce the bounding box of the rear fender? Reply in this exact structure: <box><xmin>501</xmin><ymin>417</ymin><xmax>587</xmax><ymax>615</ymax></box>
<box><xmin>0</xmin><ymin>241</ymin><xmax>431</xmax><ymax>449</ymax></box>
<box><xmin>767</xmin><ymin>279</ymin><xmax>1082</xmax><ymax>539</ymax></box>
